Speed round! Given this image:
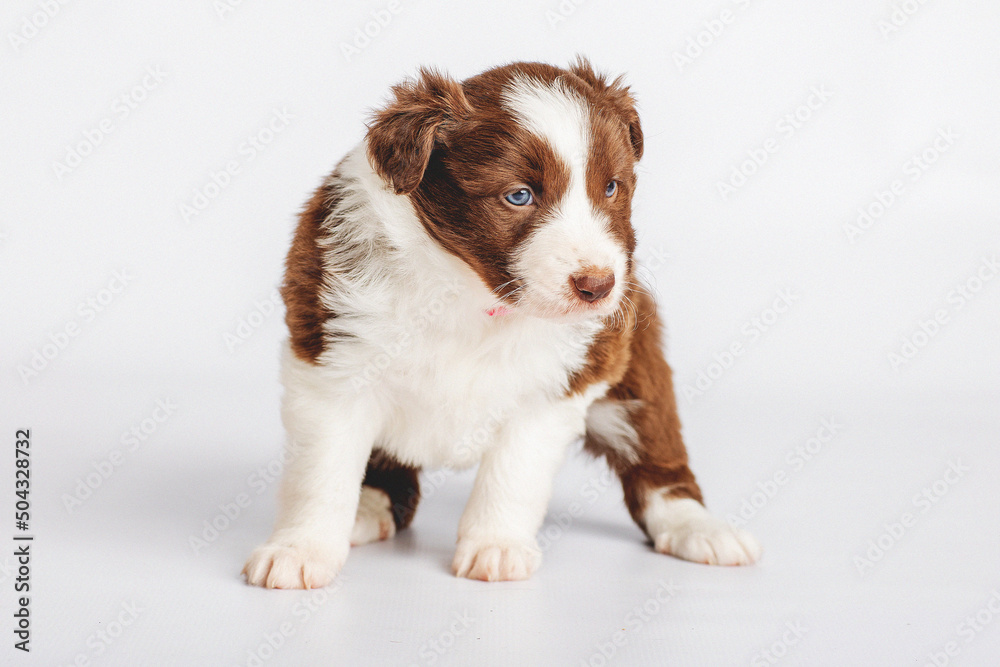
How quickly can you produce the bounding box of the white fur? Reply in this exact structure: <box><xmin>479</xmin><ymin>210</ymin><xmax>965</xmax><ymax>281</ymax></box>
<box><xmin>644</xmin><ymin>496</ymin><xmax>762</xmax><ymax>566</ymax></box>
<box><xmin>350</xmin><ymin>486</ymin><xmax>396</xmax><ymax>546</ymax></box>
<box><xmin>584</xmin><ymin>398</ymin><xmax>641</xmax><ymax>466</ymax></box>
<box><xmin>502</xmin><ymin>78</ymin><xmax>627</xmax><ymax>318</ymax></box>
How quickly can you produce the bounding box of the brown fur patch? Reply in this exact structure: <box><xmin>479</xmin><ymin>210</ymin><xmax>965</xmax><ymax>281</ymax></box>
<box><xmin>567</xmin><ymin>285</ymin><xmax>637</xmax><ymax>395</ymax></box>
<box><xmin>568</xmin><ymin>57</ymin><xmax>643</xmax><ymax>160</ymax></box>
<box><xmin>283</xmin><ymin>180</ymin><xmax>339</xmax><ymax>364</ymax></box>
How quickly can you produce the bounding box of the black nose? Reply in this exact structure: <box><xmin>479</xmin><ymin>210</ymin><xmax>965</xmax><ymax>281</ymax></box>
<box><xmin>571</xmin><ymin>272</ymin><xmax>615</xmax><ymax>303</ymax></box>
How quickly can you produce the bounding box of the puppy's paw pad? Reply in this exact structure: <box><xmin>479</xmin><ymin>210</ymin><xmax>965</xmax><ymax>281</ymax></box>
<box><xmin>452</xmin><ymin>538</ymin><xmax>541</xmax><ymax>582</ymax></box>
<box><xmin>350</xmin><ymin>486</ymin><xmax>397</xmax><ymax>546</ymax></box>
<box><xmin>242</xmin><ymin>542</ymin><xmax>343</xmax><ymax>589</ymax></box>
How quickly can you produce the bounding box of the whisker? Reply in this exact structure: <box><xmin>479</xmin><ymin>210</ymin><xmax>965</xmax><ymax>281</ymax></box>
<box><xmin>505</xmin><ymin>285</ymin><xmax>526</xmax><ymax>300</ymax></box>
<box><xmin>625</xmin><ymin>296</ymin><xmax>639</xmax><ymax>332</ymax></box>
<box><xmin>491</xmin><ymin>278</ymin><xmax>521</xmax><ymax>297</ymax></box>
<box><xmin>623</xmin><ymin>279</ymin><xmax>653</xmax><ymax>298</ymax></box>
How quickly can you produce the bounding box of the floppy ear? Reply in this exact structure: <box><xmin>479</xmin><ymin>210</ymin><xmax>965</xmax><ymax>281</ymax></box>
<box><xmin>366</xmin><ymin>68</ymin><xmax>472</xmax><ymax>195</ymax></box>
<box><xmin>569</xmin><ymin>56</ymin><xmax>644</xmax><ymax>160</ymax></box>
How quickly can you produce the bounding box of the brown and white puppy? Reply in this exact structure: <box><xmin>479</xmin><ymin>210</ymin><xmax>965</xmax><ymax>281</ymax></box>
<box><xmin>243</xmin><ymin>59</ymin><xmax>761</xmax><ymax>589</ymax></box>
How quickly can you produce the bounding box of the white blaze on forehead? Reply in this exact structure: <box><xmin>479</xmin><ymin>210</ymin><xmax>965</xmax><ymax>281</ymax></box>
<box><xmin>501</xmin><ymin>77</ymin><xmax>628</xmax><ymax>317</ymax></box>
<box><xmin>501</xmin><ymin>77</ymin><xmax>590</xmax><ymax>175</ymax></box>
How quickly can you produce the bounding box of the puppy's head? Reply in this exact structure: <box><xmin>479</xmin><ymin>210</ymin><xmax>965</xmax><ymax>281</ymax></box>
<box><xmin>366</xmin><ymin>58</ymin><xmax>643</xmax><ymax>320</ymax></box>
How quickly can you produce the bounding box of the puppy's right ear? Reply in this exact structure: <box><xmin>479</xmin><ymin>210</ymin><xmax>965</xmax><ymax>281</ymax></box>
<box><xmin>366</xmin><ymin>68</ymin><xmax>471</xmax><ymax>195</ymax></box>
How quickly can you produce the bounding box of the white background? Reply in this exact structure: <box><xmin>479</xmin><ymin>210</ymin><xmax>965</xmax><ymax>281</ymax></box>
<box><xmin>2</xmin><ymin>0</ymin><xmax>999</xmax><ymax>665</ymax></box>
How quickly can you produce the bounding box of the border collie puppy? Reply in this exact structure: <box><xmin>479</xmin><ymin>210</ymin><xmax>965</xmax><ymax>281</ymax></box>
<box><xmin>244</xmin><ymin>59</ymin><xmax>761</xmax><ymax>588</ymax></box>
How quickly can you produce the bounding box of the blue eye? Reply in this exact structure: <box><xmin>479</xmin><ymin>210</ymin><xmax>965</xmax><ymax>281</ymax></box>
<box><xmin>505</xmin><ymin>188</ymin><xmax>534</xmax><ymax>206</ymax></box>
<box><xmin>605</xmin><ymin>180</ymin><xmax>617</xmax><ymax>197</ymax></box>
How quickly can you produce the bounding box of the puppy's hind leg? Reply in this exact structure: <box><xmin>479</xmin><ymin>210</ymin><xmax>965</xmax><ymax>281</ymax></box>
<box><xmin>351</xmin><ymin>453</ymin><xmax>421</xmax><ymax>546</ymax></box>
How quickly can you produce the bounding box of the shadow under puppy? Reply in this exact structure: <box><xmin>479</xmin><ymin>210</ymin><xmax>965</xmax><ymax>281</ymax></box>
<box><xmin>244</xmin><ymin>59</ymin><xmax>761</xmax><ymax>588</ymax></box>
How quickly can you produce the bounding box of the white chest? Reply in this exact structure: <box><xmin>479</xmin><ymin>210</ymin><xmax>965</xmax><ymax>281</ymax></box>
<box><xmin>367</xmin><ymin>305</ymin><xmax>598</xmax><ymax>468</ymax></box>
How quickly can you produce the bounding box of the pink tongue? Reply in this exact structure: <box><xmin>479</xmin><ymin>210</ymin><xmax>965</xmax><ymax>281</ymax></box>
<box><xmin>486</xmin><ymin>306</ymin><xmax>511</xmax><ymax>317</ymax></box>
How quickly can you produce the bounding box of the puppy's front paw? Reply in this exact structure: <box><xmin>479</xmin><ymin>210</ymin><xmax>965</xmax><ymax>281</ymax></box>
<box><xmin>452</xmin><ymin>537</ymin><xmax>541</xmax><ymax>582</ymax></box>
<box><xmin>648</xmin><ymin>497</ymin><xmax>761</xmax><ymax>566</ymax></box>
<box><xmin>243</xmin><ymin>539</ymin><xmax>346</xmax><ymax>589</ymax></box>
